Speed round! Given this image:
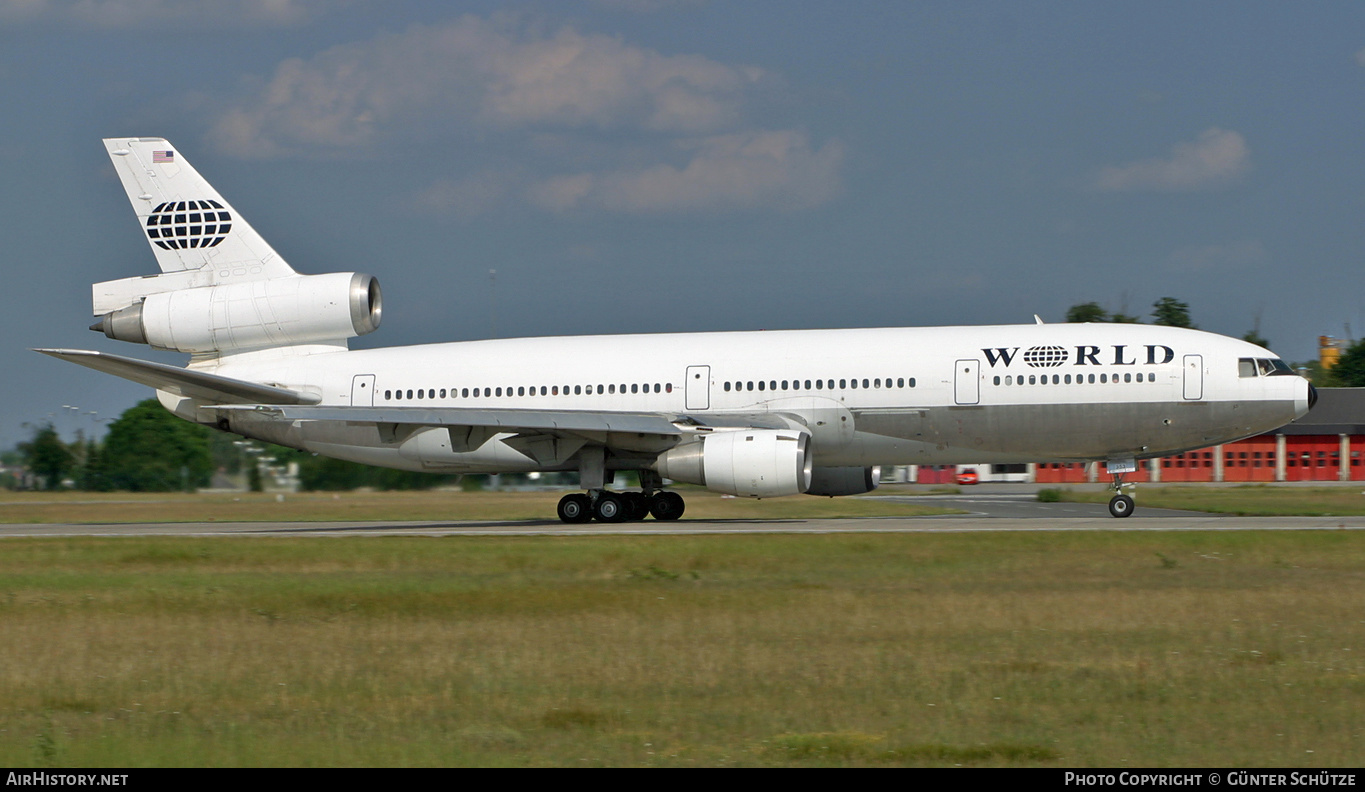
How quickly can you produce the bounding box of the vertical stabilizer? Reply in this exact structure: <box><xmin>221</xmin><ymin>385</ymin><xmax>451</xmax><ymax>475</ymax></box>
<box><xmin>103</xmin><ymin>137</ymin><xmax>295</xmax><ymax>279</ymax></box>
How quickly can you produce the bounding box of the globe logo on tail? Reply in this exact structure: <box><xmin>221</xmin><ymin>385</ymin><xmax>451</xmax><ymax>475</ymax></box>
<box><xmin>145</xmin><ymin>200</ymin><xmax>232</xmax><ymax>250</ymax></box>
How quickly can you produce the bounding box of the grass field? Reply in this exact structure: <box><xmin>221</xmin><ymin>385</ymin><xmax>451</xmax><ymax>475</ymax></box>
<box><xmin>0</xmin><ymin>529</ymin><xmax>1361</xmax><ymax>767</ymax></box>
<box><xmin>1053</xmin><ymin>485</ymin><xmax>1365</xmax><ymax>516</ymax></box>
<box><xmin>0</xmin><ymin>488</ymin><xmax>957</xmax><ymax>524</ymax></box>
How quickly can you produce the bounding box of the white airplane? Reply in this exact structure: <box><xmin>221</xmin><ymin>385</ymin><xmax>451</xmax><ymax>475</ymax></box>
<box><xmin>38</xmin><ymin>138</ymin><xmax>1315</xmax><ymax>520</ymax></box>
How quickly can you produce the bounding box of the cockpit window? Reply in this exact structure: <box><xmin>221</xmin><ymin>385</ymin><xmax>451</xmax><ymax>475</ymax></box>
<box><xmin>1240</xmin><ymin>357</ymin><xmax>1296</xmax><ymax>377</ymax></box>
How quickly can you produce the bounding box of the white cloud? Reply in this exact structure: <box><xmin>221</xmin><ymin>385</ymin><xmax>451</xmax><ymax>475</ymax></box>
<box><xmin>1093</xmin><ymin>128</ymin><xmax>1251</xmax><ymax>192</ymax></box>
<box><xmin>529</xmin><ymin>130</ymin><xmax>844</xmax><ymax>214</ymax></box>
<box><xmin>208</xmin><ymin>16</ymin><xmax>763</xmax><ymax>157</ymax></box>
<box><xmin>206</xmin><ymin>15</ymin><xmax>842</xmax><ymax>216</ymax></box>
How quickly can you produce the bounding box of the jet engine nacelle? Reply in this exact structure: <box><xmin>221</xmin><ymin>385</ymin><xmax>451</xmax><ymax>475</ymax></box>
<box><xmin>653</xmin><ymin>428</ymin><xmax>813</xmax><ymax>498</ymax></box>
<box><xmin>93</xmin><ymin>272</ymin><xmax>381</xmax><ymax>353</ymax></box>
<box><xmin>806</xmin><ymin>466</ymin><xmax>881</xmax><ymax>497</ymax></box>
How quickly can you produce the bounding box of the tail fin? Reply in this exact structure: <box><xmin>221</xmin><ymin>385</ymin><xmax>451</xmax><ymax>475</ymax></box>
<box><xmin>91</xmin><ymin>138</ymin><xmax>380</xmax><ymax>356</ymax></box>
<box><xmin>103</xmin><ymin>137</ymin><xmax>294</xmax><ymax>279</ymax></box>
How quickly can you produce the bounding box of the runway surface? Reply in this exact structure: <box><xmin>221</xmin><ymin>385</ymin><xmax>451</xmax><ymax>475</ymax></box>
<box><xmin>1</xmin><ymin>494</ymin><xmax>1363</xmax><ymax>537</ymax></box>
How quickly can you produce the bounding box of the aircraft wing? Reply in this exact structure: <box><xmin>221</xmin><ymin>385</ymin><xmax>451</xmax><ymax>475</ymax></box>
<box><xmin>34</xmin><ymin>348</ymin><xmax>320</xmax><ymax>406</ymax></box>
<box><xmin>209</xmin><ymin>404</ymin><xmax>796</xmax><ymax>439</ymax></box>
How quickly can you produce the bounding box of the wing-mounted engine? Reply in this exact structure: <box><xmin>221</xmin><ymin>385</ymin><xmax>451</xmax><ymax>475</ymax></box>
<box><xmin>92</xmin><ymin>271</ymin><xmax>381</xmax><ymax>354</ymax></box>
<box><xmin>806</xmin><ymin>466</ymin><xmax>881</xmax><ymax>496</ymax></box>
<box><xmin>652</xmin><ymin>428</ymin><xmax>813</xmax><ymax>497</ymax></box>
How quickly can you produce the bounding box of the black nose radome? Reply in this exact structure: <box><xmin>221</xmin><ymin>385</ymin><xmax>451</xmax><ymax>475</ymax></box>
<box><xmin>1308</xmin><ymin>383</ymin><xmax>1319</xmax><ymax>410</ymax></box>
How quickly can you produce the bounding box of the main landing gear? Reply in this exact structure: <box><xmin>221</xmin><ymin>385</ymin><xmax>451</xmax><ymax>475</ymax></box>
<box><xmin>556</xmin><ymin>490</ymin><xmax>685</xmax><ymax>524</ymax></box>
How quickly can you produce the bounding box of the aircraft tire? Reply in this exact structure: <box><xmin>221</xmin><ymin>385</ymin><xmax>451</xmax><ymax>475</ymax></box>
<box><xmin>1108</xmin><ymin>494</ymin><xmax>1135</xmax><ymax>518</ymax></box>
<box><xmin>557</xmin><ymin>493</ymin><xmax>592</xmax><ymax>524</ymax></box>
<box><xmin>623</xmin><ymin>492</ymin><xmax>649</xmax><ymax>521</ymax></box>
<box><xmin>593</xmin><ymin>492</ymin><xmax>627</xmax><ymax>523</ymax></box>
<box><xmin>649</xmin><ymin>491</ymin><xmax>685</xmax><ymax>521</ymax></box>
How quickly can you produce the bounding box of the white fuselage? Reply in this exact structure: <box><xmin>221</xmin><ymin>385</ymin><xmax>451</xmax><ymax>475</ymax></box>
<box><xmin>201</xmin><ymin>322</ymin><xmax>1312</xmax><ymax>475</ymax></box>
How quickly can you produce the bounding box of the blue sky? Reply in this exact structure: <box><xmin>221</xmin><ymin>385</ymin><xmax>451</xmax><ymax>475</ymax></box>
<box><xmin>4</xmin><ymin>0</ymin><xmax>1365</xmax><ymax>447</ymax></box>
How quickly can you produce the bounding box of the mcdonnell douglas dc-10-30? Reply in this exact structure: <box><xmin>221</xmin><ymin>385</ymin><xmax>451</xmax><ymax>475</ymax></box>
<box><xmin>38</xmin><ymin>138</ymin><xmax>1314</xmax><ymax>520</ymax></box>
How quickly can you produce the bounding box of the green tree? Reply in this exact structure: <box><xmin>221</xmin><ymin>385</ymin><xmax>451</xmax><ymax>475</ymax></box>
<box><xmin>20</xmin><ymin>424</ymin><xmax>74</xmax><ymax>490</ymax></box>
<box><xmin>101</xmin><ymin>400</ymin><xmax>213</xmax><ymax>491</ymax></box>
<box><xmin>1151</xmin><ymin>297</ymin><xmax>1195</xmax><ymax>328</ymax></box>
<box><xmin>1329</xmin><ymin>339</ymin><xmax>1365</xmax><ymax>387</ymax></box>
<box><xmin>1065</xmin><ymin>302</ymin><xmax>1109</xmax><ymax>323</ymax></box>
<box><xmin>1242</xmin><ymin>330</ymin><xmax>1270</xmax><ymax>349</ymax></box>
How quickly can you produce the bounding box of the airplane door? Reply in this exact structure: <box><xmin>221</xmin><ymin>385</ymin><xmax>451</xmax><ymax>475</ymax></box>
<box><xmin>954</xmin><ymin>359</ymin><xmax>980</xmax><ymax>405</ymax></box>
<box><xmin>1183</xmin><ymin>355</ymin><xmax>1203</xmax><ymax>400</ymax></box>
<box><xmin>351</xmin><ymin>374</ymin><xmax>376</xmax><ymax>407</ymax></box>
<box><xmin>685</xmin><ymin>365</ymin><xmax>711</xmax><ymax>410</ymax></box>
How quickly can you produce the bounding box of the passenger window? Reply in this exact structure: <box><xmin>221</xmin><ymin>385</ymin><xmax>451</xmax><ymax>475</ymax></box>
<box><xmin>385</xmin><ymin>390</ymin><xmax>392</xmax><ymax>399</ymax></box>
<box><xmin>758</xmin><ymin>381</ymin><xmax>766</xmax><ymax>391</ymax></box>
<box><xmin>908</xmin><ymin>378</ymin><xmax>915</xmax><ymax>388</ymax></box>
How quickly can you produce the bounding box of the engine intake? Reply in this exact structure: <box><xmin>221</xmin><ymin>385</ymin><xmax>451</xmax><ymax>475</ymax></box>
<box><xmin>93</xmin><ymin>272</ymin><xmax>381</xmax><ymax>353</ymax></box>
<box><xmin>653</xmin><ymin>429</ymin><xmax>812</xmax><ymax>498</ymax></box>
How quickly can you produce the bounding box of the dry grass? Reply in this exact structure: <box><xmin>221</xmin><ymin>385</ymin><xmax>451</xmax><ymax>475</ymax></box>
<box><xmin>0</xmin><ymin>531</ymin><xmax>1361</xmax><ymax>766</ymax></box>
<box><xmin>0</xmin><ymin>489</ymin><xmax>955</xmax><ymax>524</ymax></box>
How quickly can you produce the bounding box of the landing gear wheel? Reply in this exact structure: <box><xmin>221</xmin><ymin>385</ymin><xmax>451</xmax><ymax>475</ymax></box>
<box><xmin>1108</xmin><ymin>494</ymin><xmax>1135</xmax><ymax>518</ymax></box>
<box><xmin>557</xmin><ymin>493</ymin><xmax>592</xmax><ymax>524</ymax></box>
<box><xmin>622</xmin><ymin>492</ymin><xmax>649</xmax><ymax>522</ymax></box>
<box><xmin>593</xmin><ymin>492</ymin><xmax>627</xmax><ymax>523</ymax></box>
<box><xmin>648</xmin><ymin>491</ymin><xmax>685</xmax><ymax>521</ymax></box>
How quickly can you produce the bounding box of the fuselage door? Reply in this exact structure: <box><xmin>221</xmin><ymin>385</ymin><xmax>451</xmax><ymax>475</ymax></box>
<box><xmin>1182</xmin><ymin>355</ymin><xmax>1203</xmax><ymax>401</ymax></box>
<box><xmin>685</xmin><ymin>365</ymin><xmax>711</xmax><ymax>410</ymax></box>
<box><xmin>351</xmin><ymin>374</ymin><xmax>376</xmax><ymax>407</ymax></box>
<box><xmin>954</xmin><ymin>359</ymin><xmax>980</xmax><ymax>405</ymax></box>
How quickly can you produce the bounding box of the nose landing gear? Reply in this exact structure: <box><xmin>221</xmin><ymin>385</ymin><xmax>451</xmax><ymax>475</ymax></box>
<box><xmin>1106</xmin><ymin>461</ymin><xmax>1137</xmax><ymax>518</ymax></box>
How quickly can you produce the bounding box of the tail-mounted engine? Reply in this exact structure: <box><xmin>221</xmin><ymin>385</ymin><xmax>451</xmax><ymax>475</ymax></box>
<box><xmin>92</xmin><ymin>272</ymin><xmax>381</xmax><ymax>354</ymax></box>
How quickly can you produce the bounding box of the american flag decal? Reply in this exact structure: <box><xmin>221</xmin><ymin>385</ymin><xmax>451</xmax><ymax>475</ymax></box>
<box><xmin>152</xmin><ymin>150</ymin><xmax>174</xmax><ymax>163</ymax></box>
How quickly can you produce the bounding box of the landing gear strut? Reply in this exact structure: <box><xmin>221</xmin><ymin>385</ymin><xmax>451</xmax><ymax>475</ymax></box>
<box><xmin>1107</xmin><ymin>471</ymin><xmax>1135</xmax><ymax>518</ymax></box>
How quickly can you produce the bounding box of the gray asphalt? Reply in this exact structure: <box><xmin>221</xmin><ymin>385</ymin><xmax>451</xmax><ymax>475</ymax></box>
<box><xmin>0</xmin><ymin>493</ymin><xmax>1362</xmax><ymax>537</ymax></box>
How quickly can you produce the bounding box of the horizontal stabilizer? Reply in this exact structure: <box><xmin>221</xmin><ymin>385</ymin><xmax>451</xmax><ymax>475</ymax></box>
<box><xmin>34</xmin><ymin>348</ymin><xmax>320</xmax><ymax>405</ymax></box>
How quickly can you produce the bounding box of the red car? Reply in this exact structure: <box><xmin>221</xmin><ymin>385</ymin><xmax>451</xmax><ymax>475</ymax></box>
<box><xmin>955</xmin><ymin>469</ymin><xmax>980</xmax><ymax>485</ymax></box>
